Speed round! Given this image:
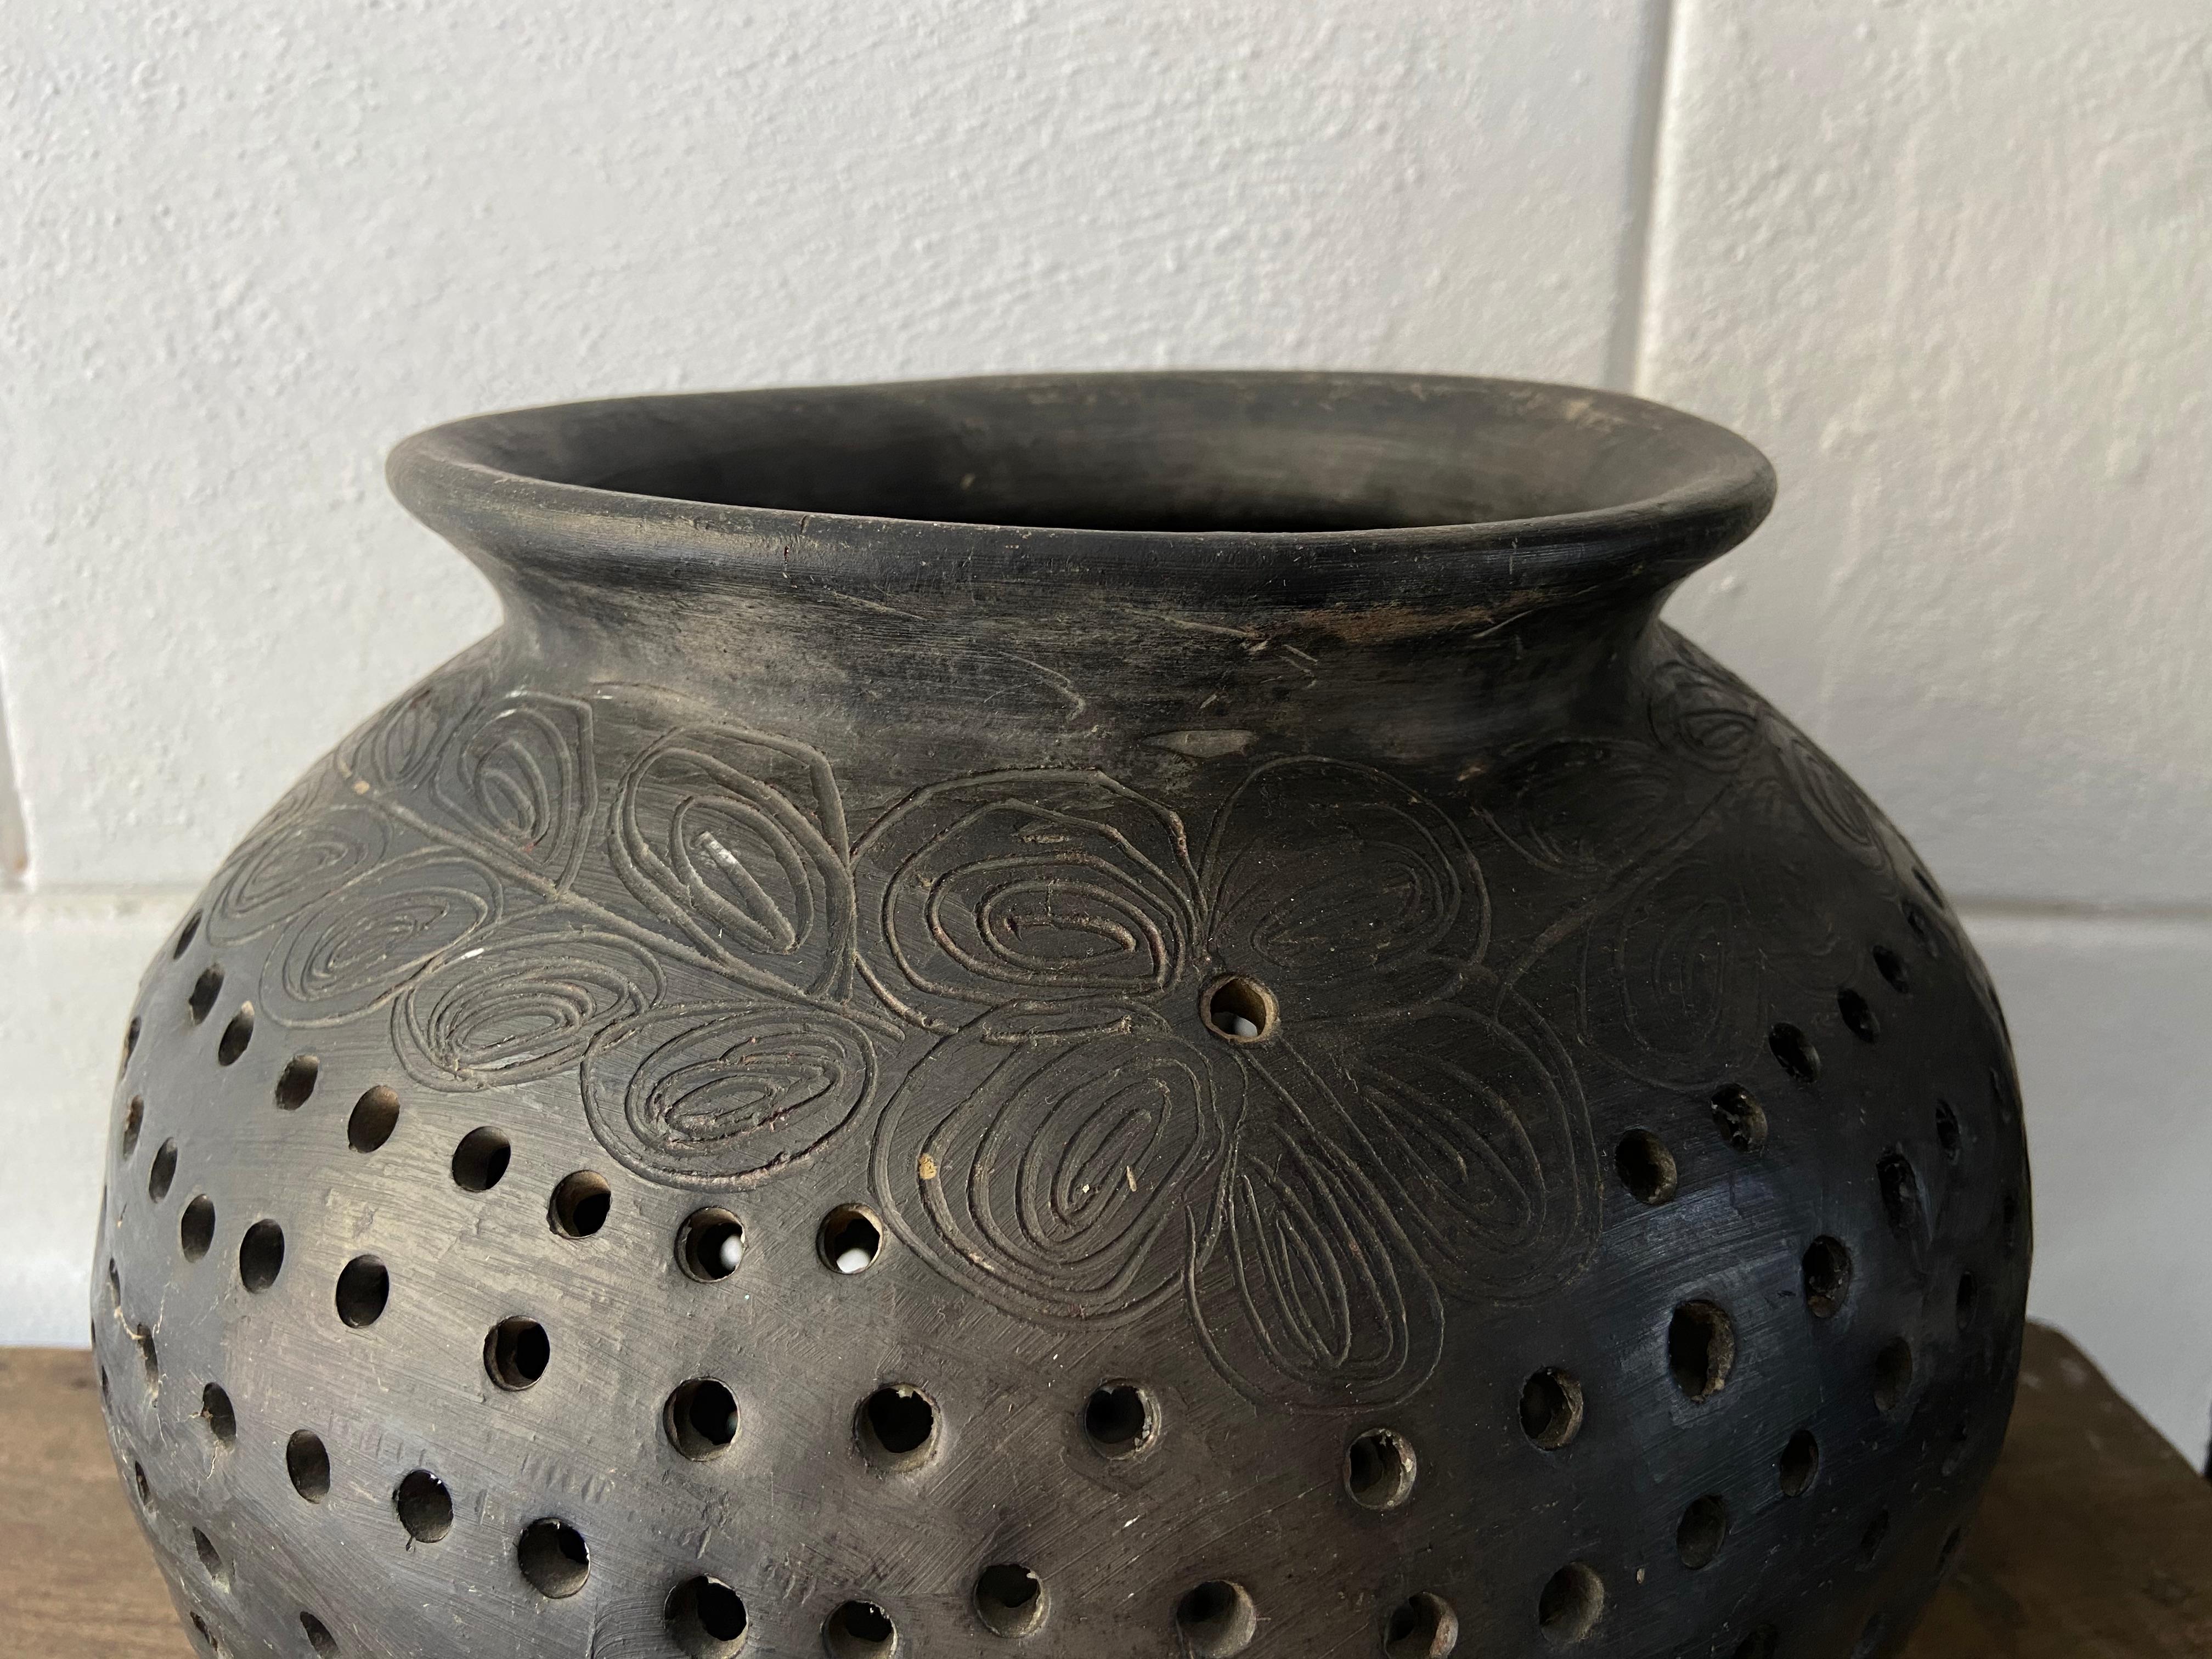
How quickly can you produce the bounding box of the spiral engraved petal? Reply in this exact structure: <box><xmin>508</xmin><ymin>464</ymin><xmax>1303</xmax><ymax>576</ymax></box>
<box><xmin>206</xmin><ymin>788</ymin><xmax>390</xmax><ymax>946</ymax></box>
<box><xmin>582</xmin><ymin>1005</ymin><xmax>873</xmax><ymax>1187</ymax></box>
<box><xmin>394</xmin><ymin>926</ymin><xmax>659</xmax><ymax>1091</ymax></box>
<box><xmin>260</xmin><ymin>851</ymin><xmax>502</xmax><ymax>1026</ymax></box>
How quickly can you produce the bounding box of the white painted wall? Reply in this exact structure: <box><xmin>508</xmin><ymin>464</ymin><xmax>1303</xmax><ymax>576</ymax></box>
<box><xmin>3</xmin><ymin>0</ymin><xmax>2207</xmax><ymax>1457</ymax></box>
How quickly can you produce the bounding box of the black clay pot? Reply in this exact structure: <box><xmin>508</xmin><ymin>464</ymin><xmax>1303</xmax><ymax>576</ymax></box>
<box><xmin>94</xmin><ymin>373</ymin><xmax>2028</xmax><ymax>1659</ymax></box>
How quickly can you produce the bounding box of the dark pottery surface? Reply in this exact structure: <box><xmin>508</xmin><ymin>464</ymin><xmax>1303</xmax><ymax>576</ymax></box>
<box><xmin>92</xmin><ymin>373</ymin><xmax>2029</xmax><ymax>1659</ymax></box>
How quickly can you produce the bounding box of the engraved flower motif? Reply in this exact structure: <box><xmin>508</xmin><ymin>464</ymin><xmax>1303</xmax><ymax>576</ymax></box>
<box><xmin>860</xmin><ymin>759</ymin><xmax>1597</xmax><ymax>1409</ymax></box>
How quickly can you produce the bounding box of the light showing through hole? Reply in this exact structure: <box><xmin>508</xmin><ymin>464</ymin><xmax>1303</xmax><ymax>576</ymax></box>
<box><xmin>857</xmin><ymin>1385</ymin><xmax>937</xmax><ymax>1470</ymax></box>
<box><xmin>486</xmin><ymin>1317</ymin><xmax>550</xmax><ymax>1390</ymax></box>
<box><xmin>335</xmin><ymin>1256</ymin><xmax>389</xmax><ymax>1328</ymax></box>
<box><xmin>666</xmin><ymin>1576</ymin><xmax>748</xmax><ymax>1658</ymax></box>
<box><xmin>239</xmin><ymin>1221</ymin><xmax>285</xmax><ymax>1293</ymax></box>
<box><xmin>1083</xmin><ymin>1383</ymin><xmax>1155</xmax><ymax>1457</ymax></box>
<box><xmin>549</xmin><ymin>1172</ymin><xmax>611</xmax><ymax>1238</ymax></box>
<box><xmin>825</xmin><ymin>1600</ymin><xmax>898</xmax><ymax>1659</ymax></box>
<box><xmin>678</xmin><ymin>1209</ymin><xmax>744</xmax><ymax>1281</ymax></box>
<box><xmin>1200</xmin><ymin>975</ymin><xmax>1276</xmax><ymax>1043</ymax></box>
<box><xmin>1384</xmin><ymin>1592</ymin><xmax>1459</xmax><ymax>1659</ymax></box>
<box><xmin>1537</xmin><ymin>1562</ymin><xmax>1604</xmax><ymax>1645</ymax></box>
<box><xmin>665</xmin><ymin>1378</ymin><xmax>740</xmax><ymax>1460</ymax></box>
<box><xmin>517</xmin><ymin>1517</ymin><xmax>589</xmax><ymax>1598</ymax></box>
<box><xmin>452</xmin><ymin>1127</ymin><xmax>511</xmax><ymax>1192</ymax></box>
<box><xmin>286</xmin><ymin>1431</ymin><xmax>330</xmax><ymax>1502</ymax></box>
<box><xmin>1175</xmin><ymin>1581</ymin><xmax>1257</xmax><ymax>1657</ymax></box>
<box><xmin>820</xmin><ymin>1205</ymin><xmax>883</xmax><ymax>1273</ymax></box>
<box><xmin>1345</xmin><ymin>1426</ymin><xmax>1418</xmax><ymax>1510</ymax></box>
<box><xmin>1668</xmin><ymin>1302</ymin><xmax>1735</xmax><ymax>1401</ymax></box>
<box><xmin>1520</xmin><ymin>1369</ymin><xmax>1584</xmax><ymax>1450</ymax></box>
<box><xmin>216</xmin><ymin>1003</ymin><xmax>255</xmax><ymax>1065</ymax></box>
<box><xmin>348</xmin><ymin>1087</ymin><xmax>399</xmax><ymax>1153</ymax></box>
<box><xmin>974</xmin><ymin>1563</ymin><xmax>1045</xmax><ymax>1638</ymax></box>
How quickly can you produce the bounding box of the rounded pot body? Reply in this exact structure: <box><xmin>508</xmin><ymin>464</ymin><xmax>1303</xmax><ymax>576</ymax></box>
<box><xmin>93</xmin><ymin>374</ymin><xmax>2028</xmax><ymax>1659</ymax></box>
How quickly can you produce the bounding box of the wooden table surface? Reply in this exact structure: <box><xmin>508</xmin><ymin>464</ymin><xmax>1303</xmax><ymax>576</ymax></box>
<box><xmin>7</xmin><ymin>1323</ymin><xmax>2209</xmax><ymax>1656</ymax></box>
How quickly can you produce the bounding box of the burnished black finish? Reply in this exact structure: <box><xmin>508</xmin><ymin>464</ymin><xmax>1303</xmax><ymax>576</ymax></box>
<box><xmin>93</xmin><ymin>373</ymin><xmax>2028</xmax><ymax>1659</ymax></box>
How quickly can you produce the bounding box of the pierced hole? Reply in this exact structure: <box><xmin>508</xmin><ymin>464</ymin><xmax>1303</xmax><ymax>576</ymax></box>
<box><xmin>106</xmin><ymin>1260</ymin><xmax>121</xmax><ymax>1315</ymax></box>
<box><xmin>1956</xmin><ymin>1272</ymin><xmax>1978</xmax><ymax>1334</ymax></box>
<box><xmin>179</xmin><ymin>1195</ymin><xmax>216</xmax><ymax>1262</ymax></box>
<box><xmin>1383</xmin><ymin>1592</ymin><xmax>1459</xmax><ymax>1658</ymax></box>
<box><xmin>273</xmin><ymin>1055</ymin><xmax>319</xmax><ymax>1109</ymax></box>
<box><xmin>486</xmin><ymin>1317</ymin><xmax>550</xmax><ymax>1390</ymax></box>
<box><xmin>149</xmin><ymin>1139</ymin><xmax>178</xmax><ymax>1203</ymax></box>
<box><xmin>857</xmin><ymin>1385</ymin><xmax>937</xmax><ymax>1470</ymax></box>
<box><xmin>1914</xmin><ymin>866</ymin><xmax>1944</xmax><ymax>907</ymax></box>
<box><xmin>1904</xmin><ymin>901</ymin><xmax>1937</xmax><ymax>955</ymax></box>
<box><xmin>1873</xmin><ymin>943</ymin><xmax>1911</xmax><ymax>994</ymax></box>
<box><xmin>1734</xmin><ymin>1627</ymin><xmax>1779</xmax><ymax>1659</ymax></box>
<box><xmin>239</xmin><ymin>1220</ymin><xmax>285</xmax><ymax>1293</ymax></box>
<box><xmin>677</xmin><ymin>1208</ymin><xmax>744</xmax><ymax>1281</ymax></box>
<box><xmin>1778</xmin><ymin>1429</ymin><xmax>1820</xmax><ymax>1496</ymax></box>
<box><xmin>335</xmin><ymin>1256</ymin><xmax>389</xmax><ymax>1328</ymax></box>
<box><xmin>200</xmin><ymin>1383</ymin><xmax>236</xmax><ymax>1446</ymax></box>
<box><xmin>1938</xmin><ymin>1525</ymin><xmax>1965</xmax><ymax>1574</ymax></box>
<box><xmin>301</xmin><ymin>1612</ymin><xmax>339</xmax><ymax>1657</ymax></box>
<box><xmin>120</xmin><ymin>1015</ymin><xmax>141</xmax><ymax>1075</ymax></box>
<box><xmin>1989</xmin><ymin>1065</ymin><xmax>2017</xmax><ymax>1126</ymax></box>
<box><xmin>825</xmin><ymin>1600</ymin><xmax>898</xmax><ymax>1659</ymax></box>
<box><xmin>664</xmin><ymin>1378</ymin><xmax>739</xmax><ymax>1460</ymax></box>
<box><xmin>188</xmin><ymin>966</ymin><xmax>224</xmax><ymax>1024</ymax></box>
<box><xmin>132</xmin><ymin>1324</ymin><xmax>158</xmax><ymax>1386</ymax></box>
<box><xmin>1668</xmin><ymin>1301</ymin><xmax>1735</xmax><ymax>1401</ymax></box>
<box><xmin>286</xmin><ymin>1431</ymin><xmax>330</xmax><ymax>1501</ymax></box>
<box><xmin>190</xmin><ymin>1611</ymin><xmax>217</xmax><ymax>1651</ymax></box>
<box><xmin>1677</xmin><ymin>1494</ymin><xmax>1729</xmax><ymax>1570</ymax></box>
<box><xmin>1942</xmin><ymin>1420</ymin><xmax>1972</xmax><ymax>1476</ymax></box>
<box><xmin>820</xmin><ymin>1204</ymin><xmax>883</xmax><ymax>1273</ymax></box>
<box><xmin>174</xmin><ymin>911</ymin><xmax>201</xmax><ymax>959</ymax></box>
<box><xmin>193</xmin><ymin>1526</ymin><xmax>230</xmax><ymax>1588</ymax></box>
<box><xmin>1769</xmin><ymin>1021</ymin><xmax>1820</xmax><ymax>1081</ymax></box>
<box><xmin>1537</xmin><ymin>1562</ymin><xmax>1604</xmax><ymax>1645</ymax></box>
<box><xmin>549</xmin><ymin>1172</ymin><xmax>611</xmax><ymax>1239</ymax></box>
<box><xmin>120</xmin><ymin>1096</ymin><xmax>144</xmax><ymax>1159</ymax></box>
<box><xmin>133</xmin><ymin>1461</ymin><xmax>151</xmax><ymax>1506</ymax></box>
<box><xmin>516</xmin><ymin>1518</ymin><xmax>589</xmax><ymax>1598</ymax></box>
<box><xmin>1935</xmin><ymin>1102</ymin><xmax>1961</xmax><ymax>1161</ymax></box>
<box><xmin>1878</xmin><ymin>1151</ymin><xmax>1925</xmax><ymax>1241</ymax></box>
<box><xmin>2001</xmin><ymin>1189</ymin><xmax>2022</xmax><ymax>1256</ymax></box>
<box><xmin>1838</xmin><ymin>987</ymin><xmax>1879</xmax><ymax>1042</ymax></box>
<box><xmin>1083</xmin><ymin>1382</ymin><xmax>1156</xmax><ymax>1457</ymax></box>
<box><xmin>1199</xmin><ymin>975</ymin><xmax>1276</xmax><ymax>1043</ymax></box>
<box><xmin>1710</xmin><ymin>1084</ymin><xmax>1768</xmax><ymax>1154</ymax></box>
<box><xmin>1859</xmin><ymin>1510</ymin><xmax>1890</xmax><ymax>1564</ymax></box>
<box><xmin>975</xmin><ymin>1563</ymin><xmax>1046</xmax><ymax>1638</ymax></box>
<box><xmin>394</xmin><ymin>1470</ymin><xmax>453</xmax><ymax>1542</ymax></box>
<box><xmin>451</xmin><ymin>1127</ymin><xmax>511</xmax><ymax>1192</ymax></box>
<box><xmin>216</xmin><ymin>1003</ymin><xmax>255</xmax><ymax>1065</ymax></box>
<box><xmin>1345</xmin><ymin>1426</ymin><xmax>1418</xmax><ymax>1510</ymax></box>
<box><xmin>667</xmin><ymin>1576</ymin><xmax>748</xmax><ymax>1658</ymax></box>
<box><xmin>1613</xmin><ymin>1130</ymin><xmax>1677</xmax><ymax>1205</ymax></box>
<box><xmin>1874</xmin><ymin>1337</ymin><xmax>1914</xmax><ymax>1414</ymax></box>
<box><xmin>1802</xmin><ymin>1235</ymin><xmax>1854</xmax><ymax>1318</ymax></box>
<box><xmin>1519</xmin><ymin>1369</ymin><xmax>1584</xmax><ymax>1450</ymax></box>
<box><xmin>348</xmin><ymin>1087</ymin><xmax>399</xmax><ymax>1153</ymax></box>
<box><xmin>1175</xmin><ymin>1581</ymin><xmax>1256</xmax><ymax>1657</ymax></box>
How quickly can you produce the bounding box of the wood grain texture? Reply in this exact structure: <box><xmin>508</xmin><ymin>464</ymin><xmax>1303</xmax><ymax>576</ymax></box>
<box><xmin>0</xmin><ymin>1347</ymin><xmax>180</xmax><ymax>1657</ymax></box>
<box><xmin>9</xmin><ymin>1323</ymin><xmax>2209</xmax><ymax>1656</ymax></box>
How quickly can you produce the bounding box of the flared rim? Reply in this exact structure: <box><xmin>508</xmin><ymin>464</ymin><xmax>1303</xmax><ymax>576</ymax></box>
<box><xmin>386</xmin><ymin>371</ymin><xmax>1775</xmax><ymax>602</ymax></box>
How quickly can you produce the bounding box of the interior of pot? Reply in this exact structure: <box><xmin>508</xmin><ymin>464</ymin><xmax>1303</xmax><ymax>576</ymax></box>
<box><xmin>450</xmin><ymin>374</ymin><xmax>1768</xmax><ymax>537</ymax></box>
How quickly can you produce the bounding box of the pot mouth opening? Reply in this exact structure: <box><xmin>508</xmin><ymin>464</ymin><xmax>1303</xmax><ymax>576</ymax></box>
<box><xmin>388</xmin><ymin>372</ymin><xmax>1774</xmax><ymax>589</ymax></box>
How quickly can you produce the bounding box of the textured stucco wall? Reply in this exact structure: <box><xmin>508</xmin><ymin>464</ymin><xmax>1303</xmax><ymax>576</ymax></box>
<box><xmin>4</xmin><ymin>0</ymin><xmax>2209</xmax><ymax>1458</ymax></box>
